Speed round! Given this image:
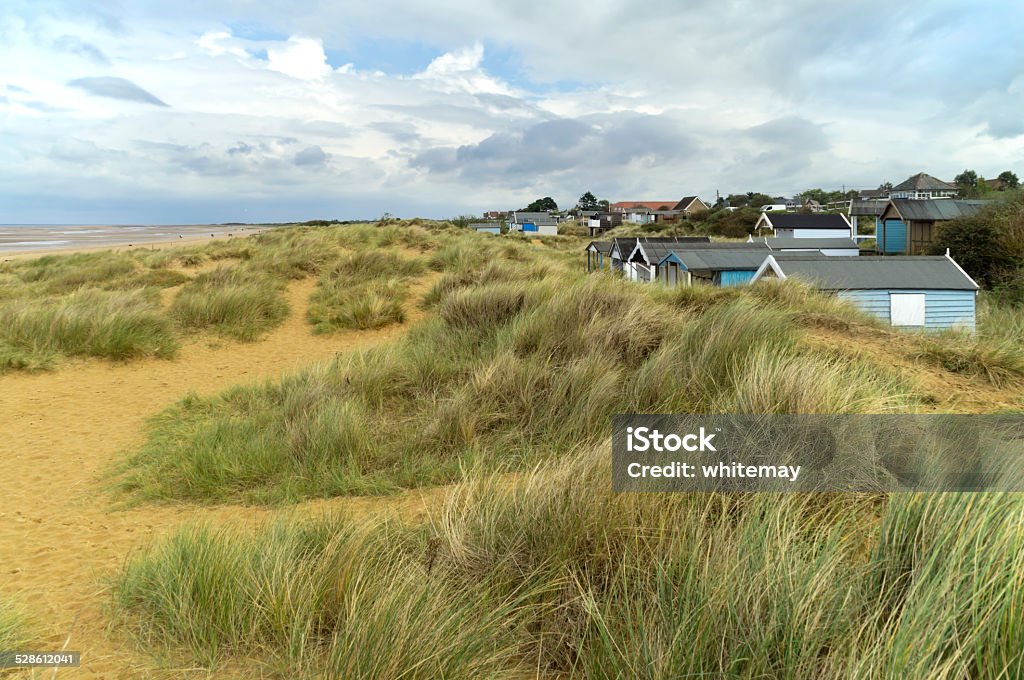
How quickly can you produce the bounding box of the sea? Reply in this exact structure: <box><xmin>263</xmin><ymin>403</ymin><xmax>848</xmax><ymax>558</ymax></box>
<box><xmin>0</xmin><ymin>224</ymin><xmax>266</xmax><ymax>255</ymax></box>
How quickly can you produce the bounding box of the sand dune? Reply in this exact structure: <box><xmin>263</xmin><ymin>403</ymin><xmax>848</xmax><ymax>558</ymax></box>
<box><xmin>0</xmin><ymin>276</ymin><xmax>439</xmax><ymax>678</ymax></box>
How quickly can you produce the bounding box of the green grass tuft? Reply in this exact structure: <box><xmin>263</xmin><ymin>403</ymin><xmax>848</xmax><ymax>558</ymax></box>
<box><xmin>171</xmin><ymin>267</ymin><xmax>290</xmax><ymax>342</ymax></box>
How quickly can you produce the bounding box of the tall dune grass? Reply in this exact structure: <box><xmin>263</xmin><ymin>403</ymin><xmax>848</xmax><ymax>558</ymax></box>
<box><xmin>114</xmin><ymin>516</ymin><xmax>530</xmax><ymax>678</ymax></box>
<box><xmin>115</xmin><ymin>450</ymin><xmax>1024</xmax><ymax>678</ymax></box>
<box><xmin>119</xmin><ymin>272</ymin><xmax>914</xmax><ymax>503</ymax></box>
<box><xmin>0</xmin><ymin>288</ymin><xmax>177</xmax><ymax>370</ymax></box>
<box><xmin>171</xmin><ymin>267</ymin><xmax>289</xmax><ymax>341</ymax></box>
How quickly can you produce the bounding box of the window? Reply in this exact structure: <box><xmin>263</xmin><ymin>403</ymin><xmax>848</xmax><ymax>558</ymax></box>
<box><xmin>890</xmin><ymin>293</ymin><xmax>926</xmax><ymax>326</ymax></box>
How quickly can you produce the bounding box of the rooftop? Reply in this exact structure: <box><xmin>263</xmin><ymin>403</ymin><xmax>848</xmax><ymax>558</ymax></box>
<box><xmin>761</xmin><ymin>254</ymin><xmax>978</xmax><ymax>291</ymax></box>
<box><xmin>891</xmin><ymin>172</ymin><xmax>957</xmax><ymax>192</ymax></box>
<box><xmin>886</xmin><ymin>199</ymin><xmax>991</xmax><ymax>221</ymax></box>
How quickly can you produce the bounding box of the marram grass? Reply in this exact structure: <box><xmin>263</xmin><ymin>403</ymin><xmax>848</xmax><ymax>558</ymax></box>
<box><xmin>115</xmin><ymin>450</ymin><xmax>1024</xmax><ymax>678</ymax></box>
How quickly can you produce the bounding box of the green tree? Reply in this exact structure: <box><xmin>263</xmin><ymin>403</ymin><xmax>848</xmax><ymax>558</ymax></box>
<box><xmin>577</xmin><ymin>191</ymin><xmax>599</xmax><ymax>211</ymax></box>
<box><xmin>525</xmin><ymin>197</ymin><xmax>558</xmax><ymax>212</ymax></box>
<box><xmin>954</xmin><ymin>169</ymin><xmax>979</xmax><ymax>188</ymax></box>
<box><xmin>597</xmin><ymin>199</ymin><xmax>610</xmax><ymax>211</ymax></box>
<box><xmin>927</xmin><ymin>192</ymin><xmax>1024</xmax><ymax>298</ymax></box>
<box><xmin>997</xmin><ymin>171</ymin><xmax>1020</xmax><ymax>189</ymax></box>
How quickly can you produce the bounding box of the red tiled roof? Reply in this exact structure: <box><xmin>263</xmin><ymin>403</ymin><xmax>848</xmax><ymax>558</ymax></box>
<box><xmin>611</xmin><ymin>201</ymin><xmax>678</xmax><ymax>211</ymax></box>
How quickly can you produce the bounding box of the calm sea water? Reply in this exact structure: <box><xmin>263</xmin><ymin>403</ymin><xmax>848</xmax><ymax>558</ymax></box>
<box><xmin>0</xmin><ymin>224</ymin><xmax>265</xmax><ymax>254</ymax></box>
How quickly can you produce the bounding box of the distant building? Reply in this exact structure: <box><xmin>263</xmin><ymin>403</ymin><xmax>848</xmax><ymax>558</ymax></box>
<box><xmin>889</xmin><ymin>173</ymin><xmax>958</xmax><ymax>200</ymax></box>
<box><xmin>468</xmin><ymin>223</ymin><xmax>501</xmax><ymax>235</ymax></box>
<box><xmin>610</xmin><ymin>200</ymin><xmax>679</xmax><ymax>213</ymax></box>
<box><xmin>674</xmin><ymin>196</ymin><xmax>710</xmax><ymax>215</ymax></box>
<box><xmin>508</xmin><ymin>211</ymin><xmax>559</xmax><ymax>236</ymax></box>
<box><xmin>586</xmin><ymin>212</ymin><xmax>623</xmax><ymax>237</ymax></box>
<box><xmin>754</xmin><ymin>213</ymin><xmax>853</xmax><ymax>239</ymax></box>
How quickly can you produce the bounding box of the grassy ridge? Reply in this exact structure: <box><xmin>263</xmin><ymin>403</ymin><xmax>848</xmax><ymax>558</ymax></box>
<box><xmin>114</xmin><ymin>453</ymin><xmax>1024</xmax><ymax>678</ymax></box>
<box><xmin>117</xmin><ymin>261</ymin><xmax>915</xmax><ymax>503</ymax></box>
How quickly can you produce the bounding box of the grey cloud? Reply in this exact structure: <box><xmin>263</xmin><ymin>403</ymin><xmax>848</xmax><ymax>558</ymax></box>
<box><xmin>413</xmin><ymin>113</ymin><xmax>696</xmax><ymax>180</ymax></box>
<box><xmin>370</xmin><ymin>121</ymin><xmax>421</xmax><ymax>143</ymax></box>
<box><xmin>54</xmin><ymin>35</ymin><xmax>111</xmax><ymax>64</ymax></box>
<box><xmin>293</xmin><ymin>145</ymin><xmax>329</xmax><ymax>167</ymax></box>
<box><xmin>745</xmin><ymin>116</ymin><xmax>828</xmax><ymax>153</ymax></box>
<box><xmin>68</xmin><ymin>77</ymin><xmax>168</xmax><ymax>107</ymax></box>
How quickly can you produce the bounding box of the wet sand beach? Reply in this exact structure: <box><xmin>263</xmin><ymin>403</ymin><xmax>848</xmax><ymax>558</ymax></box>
<box><xmin>0</xmin><ymin>224</ymin><xmax>271</xmax><ymax>259</ymax></box>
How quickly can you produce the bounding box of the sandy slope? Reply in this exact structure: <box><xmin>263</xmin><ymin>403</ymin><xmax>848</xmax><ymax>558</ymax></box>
<box><xmin>0</xmin><ymin>277</ymin><xmax>439</xmax><ymax>678</ymax></box>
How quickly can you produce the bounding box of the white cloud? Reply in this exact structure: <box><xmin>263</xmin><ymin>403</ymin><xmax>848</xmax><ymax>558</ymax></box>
<box><xmin>265</xmin><ymin>36</ymin><xmax>330</xmax><ymax>80</ymax></box>
<box><xmin>412</xmin><ymin>42</ymin><xmax>515</xmax><ymax>96</ymax></box>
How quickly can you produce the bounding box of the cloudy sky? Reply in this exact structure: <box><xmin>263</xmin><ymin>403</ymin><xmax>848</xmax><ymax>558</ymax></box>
<box><xmin>2</xmin><ymin>1</ymin><xmax>1023</xmax><ymax>223</ymax></box>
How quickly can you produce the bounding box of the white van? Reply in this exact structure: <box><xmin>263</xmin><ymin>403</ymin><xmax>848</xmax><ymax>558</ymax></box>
<box><xmin>760</xmin><ymin>204</ymin><xmax>787</xmax><ymax>212</ymax></box>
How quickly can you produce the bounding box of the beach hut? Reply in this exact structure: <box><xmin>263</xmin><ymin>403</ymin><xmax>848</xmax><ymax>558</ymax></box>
<box><xmin>750</xmin><ymin>251</ymin><xmax>979</xmax><ymax>331</ymax></box>
<box><xmin>654</xmin><ymin>243</ymin><xmax>772</xmax><ymax>287</ymax></box>
<box><xmin>585</xmin><ymin>241</ymin><xmax>611</xmax><ymax>272</ymax></box>
<box><xmin>756</xmin><ymin>235</ymin><xmax>861</xmax><ymax>256</ymax></box>
<box><xmin>469</xmin><ymin>223</ymin><xmax>501</xmax><ymax>235</ymax></box>
<box><xmin>621</xmin><ymin>237</ymin><xmax>714</xmax><ymax>282</ymax></box>
<box><xmin>876</xmin><ymin>199</ymin><xmax>990</xmax><ymax>255</ymax></box>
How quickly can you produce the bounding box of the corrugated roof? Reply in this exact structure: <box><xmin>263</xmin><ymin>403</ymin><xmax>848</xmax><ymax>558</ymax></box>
<box><xmin>887</xmin><ymin>199</ymin><xmax>990</xmax><ymax>222</ymax></box>
<box><xmin>663</xmin><ymin>249</ymin><xmax>771</xmax><ymax>271</ymax></box>
<box><xmin>763</xmin><ymin>213</ymin><xmax>851</xmax><ymax>230</ymax></box>
<box><xmin>891</xmin><ymin>172</ymin><xmax>957</xmax><ymax>192</ymax></box>
<box><xmin>762</xmin><ymin>236</ymin><xmax>859</xmax><ymax>250</ymax></box>
<box><xmin>638</xmin><ymin>240</ymin><xmax>768</xmax><ymax>266</ymax></box>
<box><xmin>849</xmin><ymin>199</ymin><xmax>887</xmax><ymax>216</ymax></box>
<box><xmin>585</xmin><ymin>241</ymin><xmax>611</xmax><ymax>252</ymax></box>
<box><xmin>765</xmin><ymin>254</ymin><xmax>978</xmax><ymax>291</ymax></box>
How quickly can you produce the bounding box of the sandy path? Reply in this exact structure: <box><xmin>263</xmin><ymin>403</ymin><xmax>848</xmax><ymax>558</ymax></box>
<box><xmin>0</xmin><ymin>277</ymin><xmax>439</xmax><ymax>678</ymax></box>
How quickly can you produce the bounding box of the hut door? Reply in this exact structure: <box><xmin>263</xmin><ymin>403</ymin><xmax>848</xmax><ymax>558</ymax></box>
<box><xmin>890</xmin><ymin>294</ymin><xmax>925</xmax><ymax>326</ymax></box>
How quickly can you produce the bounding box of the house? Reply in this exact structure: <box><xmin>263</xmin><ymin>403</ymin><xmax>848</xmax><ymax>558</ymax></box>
<box><xmin>754</xmin><ymin>213</ymin><xmax>853</xmax><ymax>239</ymax></box>
<box><xmin>585</xmin><ymin>241</ymin><xmax>611</xmax><ymax>272</ymax></box>
<box><xmin>858</xmin><ymin>189</ymin><xmax>888</xmax><ymax>200</ymax></box>
<box><xmin>755</xmin><ymin>235</ymin><xmax>861</xmax><ymax>256</ymax></box>
<box><xmin>674</xmin><ymin>196</ymin><xmax>710</xmax><ymax>215</ymax></box>
<box><xmin>610</xmin><ymin>201</ymin><xmax>679</xmax><ymax>213</ymax></box>
<box><xmin>801</xmin><ymin>198</ymin><xmax>822</xmax><ymax>212</ymax></box>
<box><xmin>508</xmin><ymin>211</ymin><xmax>559</xmax><ymax>236</ymax></box>
<box><xmin>586</xmin><ymin>212</ymin><xmax>623</xmax><ymax>237</ymax></box>
<box><xmin>876</xmin><ymin>199</ymin><xmax>990</xmax><ymax>255</ymax></box>
<box><xmin>623</xmin><ymin>208</ymin><xmax>657</xmax><ymax>225</ymax></box>
<box><xmin>750</xmin><ymin>251</ymin><xmax>979</xmax><ymax>331</ymax></box>
<box><xmin>483</xmin><ymin>211</ymin><xmax>507</xmax><ymax>220</ymax></box>
<box><xmin>889</xmin><ymin>173</ymin><xmax>958</xmax><ymax>200</ymax></box>
<box><xmin>623</xmin><ymin>239</ymin><xmax>756</xmax><ymax>284</ymax></box>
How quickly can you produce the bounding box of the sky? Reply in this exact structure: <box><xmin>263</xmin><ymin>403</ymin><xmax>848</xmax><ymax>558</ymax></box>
<box><xmin>2</xmin><ymin>1</ymin><xmax>1023</xmax><ymax>223</ymax></box>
